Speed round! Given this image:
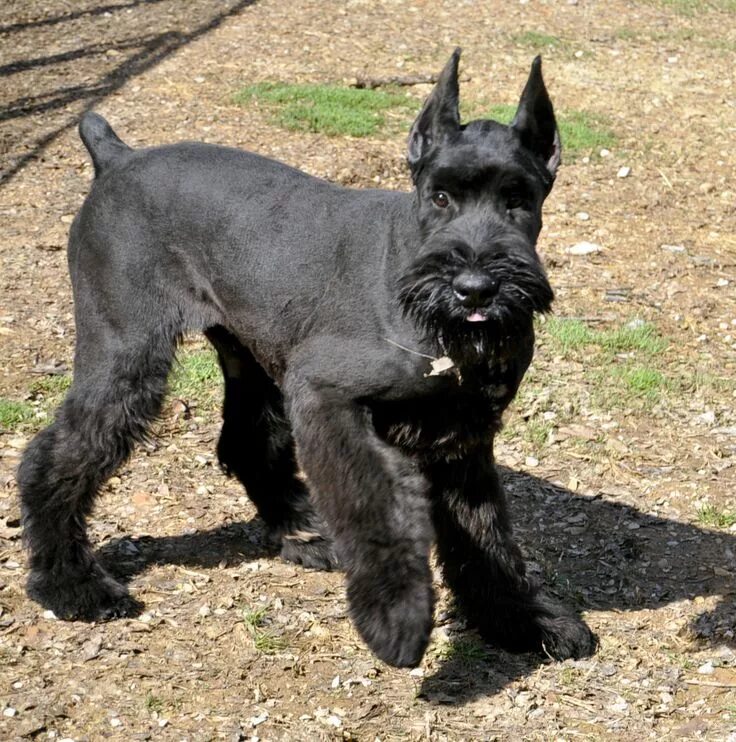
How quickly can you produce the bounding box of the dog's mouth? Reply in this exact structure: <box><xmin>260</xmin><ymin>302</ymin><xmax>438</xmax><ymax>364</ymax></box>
<box><xmin>397</xmin><ymin>252</ymin><xmax>554</xmax><ymax>362</ymax></box>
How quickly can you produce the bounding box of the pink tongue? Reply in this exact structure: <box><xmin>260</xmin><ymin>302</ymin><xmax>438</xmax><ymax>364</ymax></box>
<box><xmin>466</xmin><ymin>312</ymin><xmax>487</xmax><ymax>323</ymax></box>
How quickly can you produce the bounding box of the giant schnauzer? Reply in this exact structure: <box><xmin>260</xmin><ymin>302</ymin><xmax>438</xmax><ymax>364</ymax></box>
<box><xmin>19</xmin><ymin>50</ymin><xmax>597</xmax><ymax>667</ymax></box>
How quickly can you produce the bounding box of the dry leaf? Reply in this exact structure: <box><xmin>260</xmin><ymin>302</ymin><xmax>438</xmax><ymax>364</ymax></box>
<box><xmin>427</xmin><ymin>356</ymin><xmax>455</xmax><ymax>376</ymax></box>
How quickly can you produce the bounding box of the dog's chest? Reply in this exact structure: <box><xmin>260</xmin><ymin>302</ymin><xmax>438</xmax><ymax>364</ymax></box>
<box><xmin>371</xmin><ymin>368</ymin><xmax>517</xmax><ymax>462</ymax></box>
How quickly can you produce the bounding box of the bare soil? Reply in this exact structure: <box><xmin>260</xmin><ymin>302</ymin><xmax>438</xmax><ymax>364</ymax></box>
<box><xmin>1</xmin><ymin>1</ymin><xmax>735</xmax><ymax>739</ymax></box>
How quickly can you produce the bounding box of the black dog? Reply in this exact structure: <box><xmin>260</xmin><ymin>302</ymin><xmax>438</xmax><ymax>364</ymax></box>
<box><xmin>18</xmin><ymin>50</ymin><xmax>596</xmax><ymax>667</ymax></box>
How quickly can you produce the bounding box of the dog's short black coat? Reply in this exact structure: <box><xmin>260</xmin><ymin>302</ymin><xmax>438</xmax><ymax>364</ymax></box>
<box><xmin>18</xmin><ymin>50</ymin><xmax>596</xmax><ymax>667</ymax></box>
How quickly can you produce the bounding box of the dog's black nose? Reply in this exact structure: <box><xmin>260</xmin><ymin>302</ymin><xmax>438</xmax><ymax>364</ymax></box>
<box><xmin>452</xmin><ymin>271</ymin><xmax>498</xmax><ymax>307</ymax></box>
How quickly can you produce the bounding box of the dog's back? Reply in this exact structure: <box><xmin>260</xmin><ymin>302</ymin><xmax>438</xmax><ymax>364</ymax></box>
<box><xmin>71</xmin><ymin>114</ymin><xmax>419</xmax><ymax>374</ymax></box>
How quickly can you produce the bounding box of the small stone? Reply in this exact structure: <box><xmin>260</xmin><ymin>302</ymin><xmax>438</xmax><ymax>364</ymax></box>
<box><xmin>198</xmin><ymin>605</ymin><xmax>211</xmax><ymax>617</ymax></box>
<box><xmin>331</xmin><ymin>675</ymin><xmax>341</xmax><ymax>688</ymax></box>
<box><xmin>409</xmin><ymin>668</ymin><xmax>425</xmax><ymax>677</ymax></box>
<box><xmin>697</xmin><ymin>411</ymin><xmax>716</xmax><ymax>425</ymax></box>
<box><xmin>3</xmin><ymin>707</ymin><xmax>17</xmax><ymax>717</ymax></box>
<box><xmin>250</xmin><ymin>712</ymin><xmax>268</xmax><ymax>727</ymax></box>
<box><xmin>717</xmin><ymin>278</ymin><xmax>729</xmax><ymax>287</ymax></box>
<box><xmin>81</xmin><ymin>635</ymin><xmax>103</xmax><ymax>661</ymax></box>
<box><xmin>525</xmin><ymin>456</ymin><xmax>539</xmax><ymax>468</ymax></box>
<box><xmin>119</xmin><ymin>540</ymin><xmax>140</xmax><ymax>555</ymax></box>
<box><xmin>608</xmin><ymin>696</ymin><xmax>629</xmax><ymax>713</ymax></box>
<box><xmin>574</xmin><ymin>50</ymin><xmax>583</xmax><ymax>58</ymax></box>
<box><xmin>110</xmin><ymin>718</ymin><xmax>122</xmax><ymax>727</ymax></box>
<box><xmin>600</xmin><ymin>148</ymin><xmax>611</xmax><ymax>157</ymax></box>
<box><xmin>661</xmin><ymin>244</ymin><xmax>686</xmax><ymax>253</ymax></box>
<box><xmin>567</xmin><ymin>241</ymin><xmax>602</xmax><ymax>255</ymax></box>
<box><xmin>576</xmin><ymin>211</ymin><xmax>590</xmax><ymax>221</ymax></box>
<box><xmin>42</xmin><ymin>610</ymin><xmax>57</xmax><ymax>620</ymax></box>
<box><xmin>617</xmin><ymin>166</ymin><xmax>631</xmax><ymax>178</ymax></box>
<box><xmin>697</xmin><ymin>661</ymin><xmax>715</xmax><ymax>675</ymax></box>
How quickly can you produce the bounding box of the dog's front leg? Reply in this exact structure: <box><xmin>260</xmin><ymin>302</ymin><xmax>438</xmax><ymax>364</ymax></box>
<box><xmin>284</xmin><ymin>350</ymin><xmax>434</xmax><ymax>668</ymax></box>
<box><xmin>427</xmin><ymin>448</ymin><xmax>597</xmax><ymax>660</ymax></box>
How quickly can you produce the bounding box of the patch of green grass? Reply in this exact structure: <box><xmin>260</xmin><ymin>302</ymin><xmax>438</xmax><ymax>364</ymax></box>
<box><xmin>596</xmin><ymin>324</ymin><xmax>668</xmax><ymax>355</ymax></box>
<box><xmin>234</xmin><ymin>82</ymin><xmax>416</xmax><ymax>137</ymax></box>
<box><xmin>145</xmin><ymin>693</ymin><xmax>164</xmax><ymax>713</ymax></box>
<box><xmin>168</xmin><ymin>348</ymin><xmax>220</xmax><ymax>410</ymax></box>
<box><xmin>556</xmin><ymin>110</ymin><xmax>617</xmax><ymax>156</ymax></box>
<box><xmin>242</xmin><ymin>606</ymin><xmax>286</xmax><ymax>654</ymax></box>
<box><xmin>613</xmin><ymin>27</ymin><xmax>641</xmax><ymax>42</ymax></box>
<box><xmin>435</xmin><ymin>636</ymin><xmax>489</xmax><ymax>664</ymax></box>
<box><xmin>524</xmin><ymin>418</ymin><xmax>553</xmax><ymax>449</ymax></box>
<box><xmin>0</xmin><ymin>398</ymin><xmax>35</xmax><ymax>432</ymax></box>
<box><xmin>28</xmin><ymin>375</ymin><xmax>72</xmax><ymax>408</ymax></box>
<box><xmin>486</xmin><ymin>105</ymin><xmax>616</xmax><ymax>157</ymax></box>
<box><xmin>697</xmin><ymin>505</ymin><xmax>736</xmax><ymax>529</ymax></box>
<box><xmin>511</xmin><ymin>30</ymin><xmax>562</xmax><ymax>48</ymax></box>
<box><xmin>559</xmin><ymin>666</ymin><xmax>580</xmax><ymax>686</ymax></box>
<box><xmin>678</xmin><ymin>369</ymin><xmax>731</xmax><ymax>395</ymax></box>
<box><xmin>541</xmin><ymin>319</ymin><xmax>671</xmax><ymax>410</ymax></box>
<box><xmin>659</xmin><ymin>0</ymin><xmax>736</xmax><ymax>16</ymax></box>
<box><xmin>544</xmin><ymin>318</ymin><xmax>667</xmax><ymax>357</ymax></box>
<box><xmin>543</xmin><ymin>318</ymin><xmax>597</xmax><ymax>352</ymax></box>
<box><xmin>612</xmin><ymin>366</ymin><xmax>667</xmax><ymax>402</ymax></box>
<box><xmin>662</xmin><ymin>648</ymin><xmax>696</xmax><ymax>670</ymax></box>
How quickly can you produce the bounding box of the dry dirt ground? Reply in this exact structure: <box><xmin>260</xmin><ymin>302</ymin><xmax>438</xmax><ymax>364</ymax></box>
<box><xmin>1</xmin><ymin>0</ymin><xmax>736</xmax><ymax>739</ymax></box>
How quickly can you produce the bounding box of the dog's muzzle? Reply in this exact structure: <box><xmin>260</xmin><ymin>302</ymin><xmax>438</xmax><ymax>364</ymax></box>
<box><xmin>398</xmin><ymin>246</ymin><xmax>553</xmax><ymax>359</ymax></box>
<box><xmin>451</xmin><ymin>270</ymin><xmax>499</xmax><ymax>322</ymax></box>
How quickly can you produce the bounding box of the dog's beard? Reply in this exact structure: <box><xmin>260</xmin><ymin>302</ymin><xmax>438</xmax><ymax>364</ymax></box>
<box><xmin>397</xmin><ymin>248</ymin><xmax>554</xmax><ymax>367</ymax></box>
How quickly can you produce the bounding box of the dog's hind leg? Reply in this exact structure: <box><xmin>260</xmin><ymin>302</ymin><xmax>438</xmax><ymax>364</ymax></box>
<box><xmin>17</xmin><ymin>320</ymin><xmax>179</xmax><ymax>621</ymax></box>
<box><xmin>205</xmin><ymin>326</ymin><xmax>337</xmax><ymax>570</ymax></box>
<box><xmin>427</xmin><ymin>450</ymin><xmax>598</xmax><ymax>660</ymax></box>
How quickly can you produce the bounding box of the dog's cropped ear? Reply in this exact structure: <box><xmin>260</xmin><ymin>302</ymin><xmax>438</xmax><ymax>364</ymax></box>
<box><xmin>512</xmin><ymin>56</ymin><xmax>561</xmax><ymax>177</ymax></box>
<box><xmin>407</xmin><ymin>48</ymin><xmax>462</xmax><ymax>170</ymax></box>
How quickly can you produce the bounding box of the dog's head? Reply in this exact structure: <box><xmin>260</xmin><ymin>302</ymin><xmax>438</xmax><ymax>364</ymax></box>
<box><xmin>398</xmin><ymin>49</ymin><xmax>557</xmax><ymax>365</ymax></box>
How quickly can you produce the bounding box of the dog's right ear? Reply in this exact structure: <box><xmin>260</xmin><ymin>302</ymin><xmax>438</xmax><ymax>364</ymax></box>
<box><xmin>407</xmin><ymin>48</ymin><xmax>461</xmax><ymax>171</ymax></box>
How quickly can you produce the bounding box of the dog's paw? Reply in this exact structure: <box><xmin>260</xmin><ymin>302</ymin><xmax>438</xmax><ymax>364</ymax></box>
<box><xmin>27</xmin><ymin>565</ymin><xmax>142</xmax><ymax>622</ymax></box>
<box><xmin>538</xmin><ymin>614</ymin><xmax>598</xmax><ymax>660</ymax></box>
<box><xmin>346</xmin><ymin>565</ymin><xmax>434</xmax><ymax>668</ymax></box>
<box><xmin>280</xmin><ymin>532</ymin><xmax>339</xmax><ymax>571</ymax></box>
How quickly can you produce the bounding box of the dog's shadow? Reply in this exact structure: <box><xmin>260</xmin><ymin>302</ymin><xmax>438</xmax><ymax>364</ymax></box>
<box><xmin>97</xmin><ymin>467</ymin><xmax>735</xmax><ymax>704</ymax></box>
<box><xmin>419</xmin><ymin>467</ymin><xmax>736</xmax><ymax>703</ymax></box>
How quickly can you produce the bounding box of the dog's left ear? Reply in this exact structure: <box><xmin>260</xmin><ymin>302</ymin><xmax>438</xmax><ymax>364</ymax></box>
<box><xmin>512</xmin><ymin>56</ymin><xmax>561</xmax><ymax>177</ymax></box>
<box><xmin>407</xmin><ymin>48</ymin><xmax>462</xmax><ymax>171</ymax></box>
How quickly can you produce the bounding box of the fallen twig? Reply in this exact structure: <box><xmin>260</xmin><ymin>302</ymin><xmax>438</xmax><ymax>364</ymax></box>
<box><xmin>684</xmin><ymin>679</ymin><xmax>736</xmax><ymax>689</ymax></box>
<box><xmin>352</xmin><ymin>74</ymin><xmax>471</xmax><ymax>89</ymax></box>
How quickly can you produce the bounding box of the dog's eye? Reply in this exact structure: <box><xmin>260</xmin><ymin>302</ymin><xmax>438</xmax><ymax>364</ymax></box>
<box><xmin>506</xmin><ymin>192</ymin><xmax>527</xmax><ymax>211</ymax></box>
<box><xmin>431</xmin><ymin>192</ymin><xmax>450</xmax><ymax>209</ymax></box>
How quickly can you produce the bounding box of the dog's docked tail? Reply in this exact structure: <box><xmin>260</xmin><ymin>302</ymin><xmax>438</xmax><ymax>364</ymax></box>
<box><xmin>78</xmin><ymin>112</ymin><xmax>132</xmax><ymax>177</ymax></box>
